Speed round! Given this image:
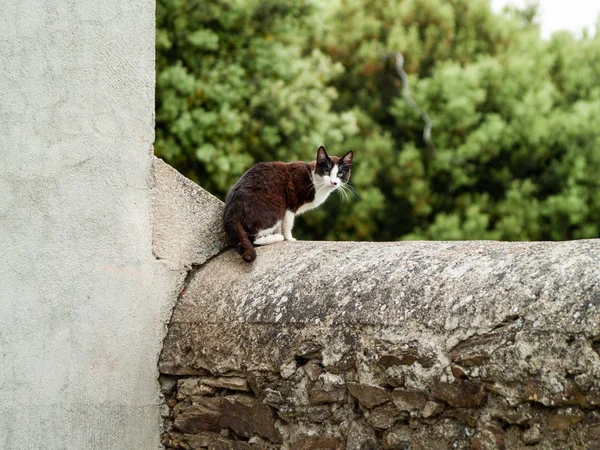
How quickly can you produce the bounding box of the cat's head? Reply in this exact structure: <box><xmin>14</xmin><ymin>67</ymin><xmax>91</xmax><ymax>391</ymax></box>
<box><xmin>314</xmin><ymin>146</ymin><xmax>353</xmax><ymax>190</ymax></box>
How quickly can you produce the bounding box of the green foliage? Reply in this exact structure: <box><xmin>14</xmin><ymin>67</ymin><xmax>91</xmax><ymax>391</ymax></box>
<box><xmin>156</xmin><ymin>0</ymin><xmax>600</xmax><ymax>241</ymax></box>
<box><xmin>156</xmin><ymin>0</ymin><xmax>356</xmax><ymax>197</ymax></box>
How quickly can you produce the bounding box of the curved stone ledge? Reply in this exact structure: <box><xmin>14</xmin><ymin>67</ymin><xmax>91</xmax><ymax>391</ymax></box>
<box><xmin>160</xmin><ymin>240</ymin><xmax>600</xmax><ymax>449</ymax></box>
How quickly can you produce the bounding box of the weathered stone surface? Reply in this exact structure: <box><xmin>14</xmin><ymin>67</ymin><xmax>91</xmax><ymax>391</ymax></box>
<box><xmin>177</xmin><ymin>378</ymin><xmax>217</xmax><ymax>399</ymax></box>
<box><xmin>381</xmin><ymin>424</ymin><xmax>411</xmax><ymax>450</ymax></box>
<box><xmin>422</xmin><ymin>401</ymin><xmax>445</xmax><ymax>418</ymax></box>
<box><xmin>280</xmin><ymin>360</ymin><xmax>298</xmax><ymax>379</ymax></box>
<box><xmin>432</xmin><ymin>381</ymin><xmax>487</xmax><ymax>408</ymax></box>
<box><xmin>208</xmin><ymin>439</ymin><xmax>251</xmax><ymax>450</ymax></box>
<box><xmin>290</xmin><ymin>436</ymin><xmax>345</xmax><ymax>450</ymax></box>
<box><xmin>162</xmin><ymin>431</ymin><xmax>185</xmax><ymax>448</ymax></box>
<box><xmin>174</xmin><ymin>405</ymin><xmax>222</xmax><ymax>434</ymax></box>
<box><xmin>247</xmin><ymin>436</ymin><xmax>279</xmax><ymax>450</ymax></box>
<box><xmin>219</xmin><ymin>394</ymin><xmax>281</xmax><ymax>444</ymax></box>
<box><xmin>182</xmin><ymin>432</ymin><xmax>274</xmax><ymax>450</ymax></box>
<box><xmin>308</xmin><ymin>384</ymin><xmax>346</xmax><ymax>405</ymax></box>
<box><xmin>451</xmin><ymin>364</ymin><xmax>468</xmax><ymax>380</ymax></box>
<box><xmin>278</xmin><ymin>405</ymin><xmax>332</xmax><ymax>423</ymax></box>
<box><xmin>308</xmin><ymin>374</ymin><xmax>347</xmax><ymax>405</ymax></box>
<box><xmin>585</xmin><ymin>422</ymin><xmax>600</xmax><ymax>445</ymax></box>
<box><xmin>180</xmin><ymin>432</ymin><xmax>232</xmax><ymax>449</ymax></box>
<box><xmin>152</xmin><ymin>157</ymin><xmax>228</xmax><ymax>267</ymax></box>
<box><xmin>379</xmin><ymin>344</ymin><xmax>435</xmax><ymax>369</ymax></box>
<box><xmin>160</xmin><ymin>375</ymin><xmax>179</xmax><ymax>395</ymax></box>
<box><xmin>262</xmin><ymin>386</ymin><xmax>292</xmax><ymax>407</ymax></box>
<box><xmin>522</xmin><ymin>424</ymin><xmax>541</xmax><ymax>444</ymax></box>
<box><xmin>347</xmin><ymin>383</ymin><xmax>390</xmax><ymax>409</ymax></box>
<box><xmin>384</xmin><ymin>370</ymin><xmax>406</xmax><ymax>388</ymax></box>
<box><xmin>202</xmin><ymin>376</ymin><xmax>250</xmax><ymax>392</ymax></box>
<box><xmin>324</xmin><ymin>351</ymin><xmax>356</xmax><ymax>374</ymax></box>
<box><xmin>441</xmin><ymin>408</ymin><xmax>479</xmax><ymax>428</ymax></box>
<box><xmin>548</xmin><ymin>407</ymin><xmax>584</xmax><ymax>430</ymax></box>
<box><xmin>247</xmin><ymin>372</ymin><xmax>280</xmax><ymax>399</ymax></box>
<box><xmin>486</xmin><ymin>396</ymin><xmax>532</xmax><ymax>425</ymax></box>
<box><xmin>161</xmin><ymin>240</ymin><xmax>600</xmax><ymax>376</ymax></box>
<box><xmin>470</xmin><ymin>424</ymin><xmax>505</xmax><ymax>450</ymax></box>
<box><xmin>449</xmin><ymin>323</ymin><xmax>516</xmax><ymax>367</ymax></box>
<box><xmin>302</xmin><ymin>361</ymin><xmax>321</xmax><ymax>381</ymax></box>
<box><xmin>410</xmin><ymin>420</ymin><xmax>471</xmax><ymax>450</ymax></box>
<box><xmin>160</xmin><ymin>239</ymin><xmax>600</xmax><ymax>449</ymax></box>
<box><xmin>365</xmin><ymin>402</ymin><xmax>408</xmax><ymax>429</ymax></box>
<box><xmin>391</xmin><ymin>389</ymin><xmax>428</xmax><ymax>412</ymax></box>
<box><xmin>346</xmin><ymin>419</ymin><xmax>378</xmax><ymax>450</ymax></box>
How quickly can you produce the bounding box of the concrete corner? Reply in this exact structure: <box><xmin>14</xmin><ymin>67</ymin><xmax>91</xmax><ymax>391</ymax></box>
<box><xmin>152</xmin><ymin>157</ymin><xmax>229</xmax><ymax>268</ymax></box>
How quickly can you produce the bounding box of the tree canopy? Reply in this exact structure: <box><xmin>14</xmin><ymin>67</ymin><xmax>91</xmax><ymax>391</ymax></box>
<box><xmin>156</xmin><ymin>0</ymin><xmax>600</xmax><ymax>241</ymax></box>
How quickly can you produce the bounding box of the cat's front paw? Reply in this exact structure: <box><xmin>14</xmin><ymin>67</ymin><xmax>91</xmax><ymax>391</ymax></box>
<box><xmin>284</xmin><ymin>235</ymin><xmax>297</xmax><ymax>242</ymax></box>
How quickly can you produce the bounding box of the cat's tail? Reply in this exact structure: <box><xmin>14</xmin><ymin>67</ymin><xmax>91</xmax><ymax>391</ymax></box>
<box><xmin>231</xmin><ymin>222</ymin><xmax>256</xmax><ymax>263</ymax></box>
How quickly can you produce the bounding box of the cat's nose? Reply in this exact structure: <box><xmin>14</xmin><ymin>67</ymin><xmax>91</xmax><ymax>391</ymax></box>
<box><xmin>331</xmin><ymin>181</ymin><xmax>338</xmax><ymax>186</ymax></box>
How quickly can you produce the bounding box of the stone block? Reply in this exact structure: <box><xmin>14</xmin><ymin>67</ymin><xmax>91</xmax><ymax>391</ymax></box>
<box><xmin>219</xmin><ymin>394</ymin><xmax>281</xmax><ymax>444</ymax></box>
<box><xmin>391</xmin><ymin>389</ymin><xmax>428</xmax><ymax>412</ymax></box>
<box><xmin>347</xmin><ymin>383</ymin><xmax>390</xmax><ymax>409</ymax></box>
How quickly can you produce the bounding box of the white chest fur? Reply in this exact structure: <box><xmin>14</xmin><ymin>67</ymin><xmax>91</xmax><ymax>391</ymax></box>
<box><xmin>297</xmin><ymin>188</ymin><xmax>332</xmax><ymax>215</ymax></box>
<box><xmin>296</xmin><ymin>169</ymin><xmax>336</xmax><ymax>215</ymax></box>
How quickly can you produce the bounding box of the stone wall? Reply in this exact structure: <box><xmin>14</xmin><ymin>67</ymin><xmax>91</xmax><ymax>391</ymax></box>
<box><xmin>159</xmin><ymin>239</ymin><xmax>600</xmax><ymax>449</ymax></box>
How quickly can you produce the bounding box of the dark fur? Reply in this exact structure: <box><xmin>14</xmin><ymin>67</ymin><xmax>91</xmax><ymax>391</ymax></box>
<box><xmin>223</xmin><ymin>146</ymin><xmax>352</xmax><ymax>262</ymax></box>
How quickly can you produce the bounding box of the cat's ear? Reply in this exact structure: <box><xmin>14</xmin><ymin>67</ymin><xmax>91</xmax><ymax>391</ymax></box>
<box><xmin>317</xmin><ymin>146</ymin><xmax>329</xmax><ymax>164</ymax></box>
<box><xmin>341</xmin><ymin>150</ymin><xmax>353</xmax><ymax>166</ymax></box>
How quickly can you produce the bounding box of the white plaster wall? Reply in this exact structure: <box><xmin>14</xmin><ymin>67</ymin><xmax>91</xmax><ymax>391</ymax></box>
<box><xmin>0</xmin><ymin>1</ymin><xmax>176</xmax><ymax>448</ymax></box>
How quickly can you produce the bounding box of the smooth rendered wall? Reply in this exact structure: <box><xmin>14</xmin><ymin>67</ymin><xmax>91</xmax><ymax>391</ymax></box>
<box><xmin>0</xmin><ymin>1</ymin><xmax>168</xmax><ymax>448</ymax></box>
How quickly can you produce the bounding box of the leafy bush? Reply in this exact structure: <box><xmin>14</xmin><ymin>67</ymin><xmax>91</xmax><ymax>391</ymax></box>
<box><xmin>156</xmin><ymin>0</ymin><xmax>600</xmax><ymax>241</ymax></box>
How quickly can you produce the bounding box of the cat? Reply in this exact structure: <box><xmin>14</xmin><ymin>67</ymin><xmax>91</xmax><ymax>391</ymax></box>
<box><xmin>223</xmin><ymin>146</ymin><xmax>354</xmax><ymax>262</ymax></box>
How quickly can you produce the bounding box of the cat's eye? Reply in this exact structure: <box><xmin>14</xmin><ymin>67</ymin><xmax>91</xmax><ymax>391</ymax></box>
<box><xmin>337</xmin><ymin>173</ymin><xmax>344</xmax><ymax>178</ymax></box>
<box><xmin>324</xmin><ymin>170</ymin><xmax>330</xmax><ymax>175</ymax></box>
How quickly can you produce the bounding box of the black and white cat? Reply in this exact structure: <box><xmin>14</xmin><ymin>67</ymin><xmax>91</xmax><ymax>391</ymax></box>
<box><xmin>223</xmin><ymin>146</ymin><xmax>354</xmax><ymax>262</ymax></box>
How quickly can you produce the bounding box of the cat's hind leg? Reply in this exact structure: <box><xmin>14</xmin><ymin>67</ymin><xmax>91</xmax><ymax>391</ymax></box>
<box><xmin>254</xmin><ymin>234</ymin><xmax>284</xmax><ymax>246</ymax></box>
<box><xmin>253</xmin><ymin>220</ymin><xmax>283</xmax><ymax>246</ymax></box>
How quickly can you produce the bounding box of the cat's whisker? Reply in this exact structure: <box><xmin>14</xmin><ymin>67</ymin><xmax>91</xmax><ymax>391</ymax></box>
<box><xmin>339</xmin><ymin>184</ymin><xmax>352</xmax><ymax>203</ymax></box>
<box><xmin>339</xmin><ymin>188</ymin><xmax>348</xmax><ymax>203</ymax></box>
<box><xmin>335</xmin><ymin>186</ymin><xmax>345</xmax><ymax>203</ymax></box>
<box><xmin>341</xmin><ymin>183</ymin><xmax>358</xmax><ymax>200</ymax></box>
<box><xmin>340</xmin><ymin>184</ymin><xmax>356</xmax><ymax>201</ymax></box>
<box><xmin>343</xmin><ymin>187</ymin><xmax>352</xmax><ymax>202</ymax></box>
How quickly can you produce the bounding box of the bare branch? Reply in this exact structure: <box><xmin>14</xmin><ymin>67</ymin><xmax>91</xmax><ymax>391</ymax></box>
<box><xmin>385</xmin><ymin>52</ymin><xmax>436</xmax><ymax>154</ymax></box>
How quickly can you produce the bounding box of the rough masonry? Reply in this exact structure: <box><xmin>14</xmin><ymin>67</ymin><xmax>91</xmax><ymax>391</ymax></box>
<box><xmin>159</xmin><ymin>235</ymin><xmax>600</xmax><ymax>449</ymax></box>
